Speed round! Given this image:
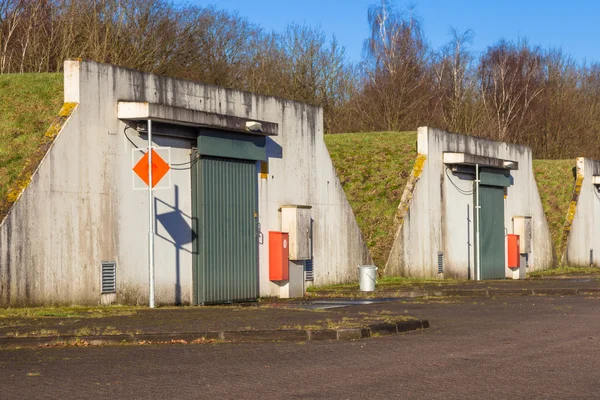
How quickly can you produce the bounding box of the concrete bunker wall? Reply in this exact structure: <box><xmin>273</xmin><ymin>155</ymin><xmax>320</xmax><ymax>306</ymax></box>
<box><xmin>564</xmin><ymin>158</ymin><xmax>600</xmax><ymax>267</ymax></box>
<box><xmin>386</xmin><ymin>127</ymin><xmax>554</xmax><ymax>279</ymax></box>
<box><xmin>0</xmin><ymin>60</ymin><xmax>370</xmax><ymax>306</ymax></box>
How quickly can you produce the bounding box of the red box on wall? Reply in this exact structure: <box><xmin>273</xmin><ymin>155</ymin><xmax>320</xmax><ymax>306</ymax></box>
<box><xmin>269</xmin><ymin>231</ymin><xmax>289</xmax><ymax>281</ymax></box>
<box><xmin>507</xmin><ymin>234</ymin><xmax>520</xmax><ymax>268</ymax></box>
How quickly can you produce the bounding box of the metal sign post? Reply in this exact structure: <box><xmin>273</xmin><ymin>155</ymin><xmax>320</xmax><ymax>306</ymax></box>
<box><xmin>148</xmin><ymin>119</ymin><xmax>155</xmax><ymax>308</ymax></box>
<box><xmin>132</xmin><ymin>121</ymin><xmax>171</xmax><ymax>308</ymax></box>
<box><xmin>475</xmin><ymin>163</ymin><xmax>481</xmax><ymax>281</ymax></box>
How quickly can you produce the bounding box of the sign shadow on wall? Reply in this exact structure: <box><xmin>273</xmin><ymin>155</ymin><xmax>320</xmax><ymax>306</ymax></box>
<box><xmin>155</xmin><ymin>184</ymin><xmax>193</xmax><ymax>305</ymax></box>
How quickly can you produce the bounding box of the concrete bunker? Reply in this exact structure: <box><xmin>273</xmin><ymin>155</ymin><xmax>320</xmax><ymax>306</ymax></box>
<box><xmin>385</xmin><ymin>127</ymin><xmax>555</xmax><ymax>279</ymax></box>
<box><xmin>0</xmin><ymin>60</ymin><xmax>371</xmax><ymax>306</ymax></box>
<box><xmin>564</xmin><ymin>158</ymin><xmax>600</xmax><ymax>267</ymax></box>
<box><xmin>442</xmin><ymin>152</ymin><xmax>518</xmax><ymax>279</ymax></box>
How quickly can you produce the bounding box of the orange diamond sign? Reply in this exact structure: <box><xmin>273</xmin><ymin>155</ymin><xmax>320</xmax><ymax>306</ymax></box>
<box><xmin>133</xmin><ymin>149</ymin><xmax>170</xmax><ymax>188</ymax></box>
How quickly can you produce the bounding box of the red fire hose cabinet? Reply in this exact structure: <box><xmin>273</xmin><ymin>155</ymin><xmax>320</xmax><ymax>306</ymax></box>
<box><xmin>507</xmin><ymin>234</ymin><xmax>520</xmax><ymax>268</ymax></box>
<box><xmin>269</xmin><ymin>231</ymin><xmax>289</xmax><ymax>281</ymax></box>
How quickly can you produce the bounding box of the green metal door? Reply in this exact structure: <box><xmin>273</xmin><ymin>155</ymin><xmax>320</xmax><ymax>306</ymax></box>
<box><xmin>473</xmin><ymin>168</ymin><xmax>511</xmax><ymax>280</ymax></box>
<box><xmin>193</xmin><ymin>156</ymin><xmax>258</xmax><ymax>304</ymax></box>
<box><xmin>478</xmin><ymin>185</ymin><xmax>505</xmax><ymax>279</ymax></box>
<box><xmin>191</xmin><ymin>129</ymin><xmax>266</xmax><ymax>305</ymax></box>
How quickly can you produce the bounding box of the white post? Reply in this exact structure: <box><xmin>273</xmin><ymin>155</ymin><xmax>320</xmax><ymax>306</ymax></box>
<box><xmin>475</xmin><ymin>163</ymin><xmax>481</xmax><ymax>281</ymax></box>
<box><xmin>148</xmin><ymin>119</ymin><xmax>155</xmax><ymax>308</ymax></box>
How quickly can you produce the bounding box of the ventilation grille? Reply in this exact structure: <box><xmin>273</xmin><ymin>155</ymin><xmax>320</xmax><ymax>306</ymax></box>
<box><xmin>305</xmin><ymin>259</ymin><xmax>314</xmax><ymax>281</ymax></box>
<box><xmin>437</xmin><ymin>252</ymin><xmax>444</xmax><ymax>274</ymax></box>
<box><xmin>101</xmin><ymin>262</ymin><xmax>117</xmax><ymax>294</ymax></box>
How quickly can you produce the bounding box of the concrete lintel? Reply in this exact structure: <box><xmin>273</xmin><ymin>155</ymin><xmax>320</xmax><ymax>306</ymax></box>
<box><xmin>117</xmin><ymin>101</ymin><xmax>278</xmax><ymax>136</ymax></box>
<box><xmin>443</xmin><ymin>152</ymin><xmax>519</xmax><ymax>170</ymax></box>
<box><xmin>280</xmin><ymin>204</ymin><xmax>312</xmax><ymax>209</ymax></box>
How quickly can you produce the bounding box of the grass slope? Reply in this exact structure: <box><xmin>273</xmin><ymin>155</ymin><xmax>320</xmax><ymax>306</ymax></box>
<box><xmin>324</xmin><ymin>131</ymin><xmax>418</xmax><ymax>268</ymax></box>
<box><xmin>0</xmin><ymin>73</ymin><xmax>63</xmax><ymax>220</ymax></box>
<box><xmin>532</xmin><ymin>159</ymin><xmax>576</xmax><ymax>260</ymax></box>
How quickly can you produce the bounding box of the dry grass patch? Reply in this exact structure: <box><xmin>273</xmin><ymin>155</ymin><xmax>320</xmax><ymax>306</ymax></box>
<box><xmin>307</xmin><ymin>275</ymin><xmax>457</xmax><ymax>292</ymax></box>
<box><xmin>0</xmin><ymin>305</ymin><xmax>140</xmax><ymax>319</ymax></box>
<box><xmin>528</xmin><ymin>266</ymin><xmax>600</xmax><ymax>278</ymax></box>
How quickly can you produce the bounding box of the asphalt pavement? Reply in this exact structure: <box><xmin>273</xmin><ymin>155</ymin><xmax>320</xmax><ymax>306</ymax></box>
<box><xmin>2</xmin><ymin>293</ymin><xmax>600</xmax><ymax>399</ymax></box>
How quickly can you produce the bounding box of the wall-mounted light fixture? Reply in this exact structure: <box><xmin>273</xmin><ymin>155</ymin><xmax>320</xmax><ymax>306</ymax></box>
<box><xmin>246</xmin><ymin>121</ymin><xmax>263</xmax><ymax>133</ymax></box>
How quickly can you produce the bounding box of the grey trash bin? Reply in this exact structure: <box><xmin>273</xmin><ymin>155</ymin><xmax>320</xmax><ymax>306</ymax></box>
<box><xmin>358</xmin><ymin>265</ymin><xmax>378</xmax><ymax>291</ymax></box>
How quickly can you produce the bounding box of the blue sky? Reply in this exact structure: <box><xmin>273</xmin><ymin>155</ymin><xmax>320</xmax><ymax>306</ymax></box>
<box><xmin>187</xmin><ymin>1</ymin><xmax>599</xmax><ymax>64</ymax></box>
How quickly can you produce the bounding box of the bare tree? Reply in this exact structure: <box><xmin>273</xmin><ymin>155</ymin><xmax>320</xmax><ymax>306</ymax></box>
<box><xmin>478</xmin><ymin>40</ymin><xmax>545</xmax><ymax>141</ymax></box>
<box><xmin>432</xmin><ymin>28</ymin><xmax>480</xmax><ymax>133</ymax></box>
<box><xmin>275</xmin><ymin>24</ymin><xmax>355</xmax><ymax>130</ymax></box>
<box><xmin>0</xmin><ymin>0</ymin><xmax>23</xmax><ymax>73</ymax></box>
<box><xmin>355</xmin><ymin>0</ymin><xmax>431</xmax><ymax>132</ymax></box>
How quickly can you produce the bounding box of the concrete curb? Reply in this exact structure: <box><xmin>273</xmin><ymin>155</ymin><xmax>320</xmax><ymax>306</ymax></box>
<box><xmin>311</xmin><ymin>287</ymin><xmax>600</xmax><ymax>299</ymax></box>
<box><xmin>0</xmin><ymin>320</ymin><xmax>429</xmax><ymax>349</ymax></box>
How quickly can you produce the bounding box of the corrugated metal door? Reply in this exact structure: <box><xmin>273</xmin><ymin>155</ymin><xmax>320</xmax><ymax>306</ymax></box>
<box><xmin>477</xmin><ymin>185</ymin><xmax>506</xmax><ymax>279</ymax></box>
<box><xmin>193</xmin><ymin>156</ymin><xmax>258</xmax><ymax>304</ymax></box>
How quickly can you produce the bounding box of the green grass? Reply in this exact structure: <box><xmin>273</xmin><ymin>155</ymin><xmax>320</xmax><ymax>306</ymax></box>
<box><xmin>528</xmin><ymin>266</ymin><xmax>600</xmax><ymax>278</ymax></box>
<box><xmin>532</xmin><ymin>160</ymin><xmax>576</xmax><ymax>260</ymax></box>
<box><xmin>324</xmin><ymin>131</ymin><xmax>418</xmax><ymax>268</ymax></box>
<box><xmin>0</xmin><ymin>73</ymin><xmax>63</xmax><ymax>220</ymax></box>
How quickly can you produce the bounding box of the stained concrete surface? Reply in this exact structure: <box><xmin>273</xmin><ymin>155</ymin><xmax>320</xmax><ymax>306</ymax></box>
<box><xmin>565</xmin><ymin>157</ymin><xmax>600</xmax><ymax>267</ymax></box>
<box><xmin>2</xmin><ymin>294</ymin><xmax>600</xmax><ymax>399</ymax></box>
<box><xmin>386</xmin><ymin>127</ymin><xmax>554</xmax><ymax>278</ymax></box>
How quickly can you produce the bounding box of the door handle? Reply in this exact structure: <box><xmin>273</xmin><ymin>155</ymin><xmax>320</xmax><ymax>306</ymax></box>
<box><xmin>256</xmin><ymin>222</ymin><xmax>263</xmax><ymax>244</ymax></box>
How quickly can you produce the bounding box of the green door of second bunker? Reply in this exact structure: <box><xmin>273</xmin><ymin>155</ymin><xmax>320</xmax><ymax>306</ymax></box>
<box><xmin>192</xmin><ymin>130</ymin><xmax>266</xmax><ymax>305</ymax></box>
<box><xmin>475</xmin><ymin>168</ymin><xmax>511</xmax><ymax>280</ymax></box>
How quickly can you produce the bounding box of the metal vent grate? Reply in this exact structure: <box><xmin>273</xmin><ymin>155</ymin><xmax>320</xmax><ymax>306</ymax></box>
<box><xmin>305</xmin><ymin>259</ymin><xmax>314</xmax><ymax>281</ymax></box>
<box><xmin>437</xmin><ymin>252</ymin><xmax>444</xmax><ymax>274</ymax></box>
<box><xmin>101</xmin><ymin>262</ymin><xmax>116</xmax><ymax>294</ymax></box>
